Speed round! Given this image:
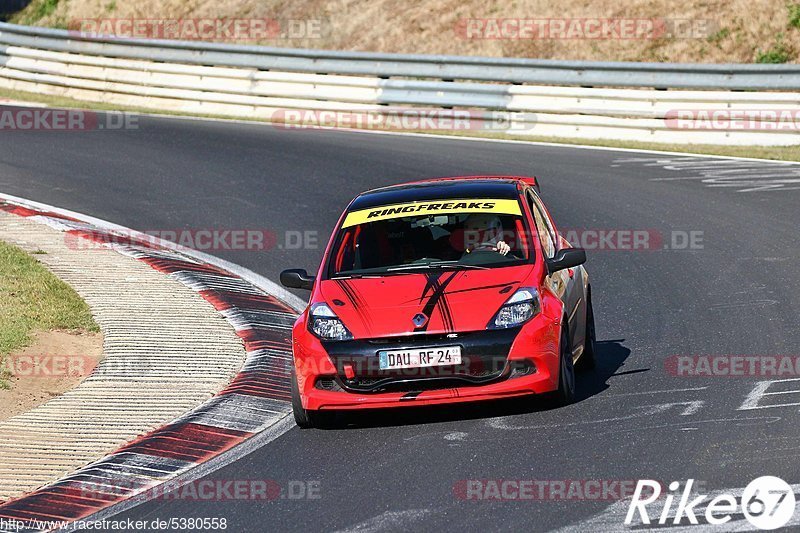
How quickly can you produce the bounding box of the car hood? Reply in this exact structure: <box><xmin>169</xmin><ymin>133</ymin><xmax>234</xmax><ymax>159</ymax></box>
<box><xmin>319</xmin><ymin>264</ymin><xmax>534</xmax><ymax>339</ymax></box>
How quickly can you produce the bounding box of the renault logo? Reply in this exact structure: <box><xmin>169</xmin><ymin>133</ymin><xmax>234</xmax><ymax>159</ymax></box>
<box><xmin>412</xmin><ymin>313</ymin><xmax>428</xmax><ymax>328</ymax></box>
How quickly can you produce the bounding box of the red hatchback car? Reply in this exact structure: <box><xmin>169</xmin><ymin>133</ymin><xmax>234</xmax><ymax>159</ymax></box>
<box><xmin>281</xmin><ymin>176</ymin><xmax>595</xmax><ymax>428</ymax></box>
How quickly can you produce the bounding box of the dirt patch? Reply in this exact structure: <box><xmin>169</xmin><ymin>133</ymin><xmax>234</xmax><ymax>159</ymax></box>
<box><xmin>0</xmin><ymin>330</ymin><xmax>103</xmax><ymax>421</ymax></box>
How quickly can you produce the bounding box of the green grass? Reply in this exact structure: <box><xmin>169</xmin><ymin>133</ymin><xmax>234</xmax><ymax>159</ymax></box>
<box><xmin>707</xmin><ymin>27</ymin><xmax>731</xmax><ymax>45</ymax></box>
<box><xmin>1</xmin><ymin>85</ymin><xmax>800</xmax><ymax>163</ymax></box>
<box><xmin>789</xmin><ymin>3</ymin><xmax>800</xmax><ymax>29</ymax></box>
<box><xmin>0</xmin><ymin>240</ymin><xmax>99</xmax><ymax>389</ymax></box>
<box><xmin>756</xmin><ymin>34</ymin><xmax>793</xmax><ymax>63</ymax></box>
<box><xmin>756</xmin><ymin>44</ymin><xmax>793</xmax><ymax>63</ymax></box>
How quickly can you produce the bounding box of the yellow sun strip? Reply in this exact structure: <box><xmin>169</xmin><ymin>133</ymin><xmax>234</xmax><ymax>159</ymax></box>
<box><xmin>342</xmin><ymin>198</ymin><xmax>522</xmax><ymax>228</ymax></box>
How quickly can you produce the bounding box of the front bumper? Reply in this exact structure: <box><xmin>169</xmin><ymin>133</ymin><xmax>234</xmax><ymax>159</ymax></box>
<box><xmin>293</xmin><ymin>314</ymin><xmax>561</xmax><ymax>411</ymax></box>
<box><xmin>322</xmin><ymin>328</ymin><xmax>520</xmax><ymax>392</ymax></box>
<box><xmin>307</xmin><ymin>372</ymin><xmax>556</xmax><ymax>410</ymax></box>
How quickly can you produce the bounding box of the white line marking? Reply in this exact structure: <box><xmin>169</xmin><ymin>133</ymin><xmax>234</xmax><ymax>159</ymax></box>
<box><xmin>759</xmin><ymin>390</ymin><xmax>800</xmax><ymax>396</ymax></box>
<box><xmin>739</xmin><ymin>379</ymin><xmax>800</xmax><ymax>410</ymax></box>
<box><xmin>678</xmin><ymin>401</ymin><xmax>704</xmax><ymax>416</ymax></box>
<box><xmin>487</xmin><ymin>401</ymin><xmax>705</xmax><ymax>431</ymax></box>
<box><xmin>614</xmin><ymin>156</ymin><xmax>800</xmax><ymax>192</ymax></box>
<box><xmin>739</xmin><ymin>382</ymin><xmax>775</xmax><ymax>410</ymax></box>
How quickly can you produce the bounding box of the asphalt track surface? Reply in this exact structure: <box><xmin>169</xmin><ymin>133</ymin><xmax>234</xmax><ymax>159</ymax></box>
<box><xmin>1</xmin><ymin>113</ymin><xmax>799</xmax><ymax>532</ymax></box>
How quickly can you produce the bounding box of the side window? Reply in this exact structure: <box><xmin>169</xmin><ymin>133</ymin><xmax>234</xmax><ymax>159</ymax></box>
<box><xmin>528</xmin><ymin>192</ymin><xmax>556</xmax><ymax>259</ymax></box>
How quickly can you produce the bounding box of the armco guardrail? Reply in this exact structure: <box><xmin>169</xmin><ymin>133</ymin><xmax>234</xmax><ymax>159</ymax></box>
<box><xmin>1</xmin><ymin>21</ymin><xmax>799</xmax><ymax>145</ymax></box>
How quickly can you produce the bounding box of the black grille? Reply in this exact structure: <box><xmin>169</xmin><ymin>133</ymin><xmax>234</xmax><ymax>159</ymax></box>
<box><xmin>340</xmin><ymin>366</ymin><xmax>507</xmax><ymax>393</ymax></box>
<box><xmin>315</xmin><ymin>377</ymin><xmax>343</xmax><ymax>391</ymax></box>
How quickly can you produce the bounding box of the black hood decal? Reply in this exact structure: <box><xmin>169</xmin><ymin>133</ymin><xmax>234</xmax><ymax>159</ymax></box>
<box><xmin>416</xmin><ymin>272</ymin><xmax>459</xmax><ymax>332</ymax></box>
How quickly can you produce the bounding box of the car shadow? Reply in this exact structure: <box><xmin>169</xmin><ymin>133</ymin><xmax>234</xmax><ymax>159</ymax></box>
<box><xmin>320</xmin><ymin>338</ymin><xmax>633</xmax><ymax>430</ymax></box>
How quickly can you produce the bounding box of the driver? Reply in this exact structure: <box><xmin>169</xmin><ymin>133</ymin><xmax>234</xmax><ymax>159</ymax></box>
<box><xmin>462</xmin><ymin>214</ymin><xmax>510</xmax><ymax>256</ymax></box>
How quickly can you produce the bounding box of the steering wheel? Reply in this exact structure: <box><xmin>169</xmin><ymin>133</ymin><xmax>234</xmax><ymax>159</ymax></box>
<box><xmin>470</xmin><ymin>242</ymin><xmax>501</xmax><ymax>253</ymax></box>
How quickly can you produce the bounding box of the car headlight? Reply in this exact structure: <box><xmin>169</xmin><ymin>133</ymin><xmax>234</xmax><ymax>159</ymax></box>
<box><xmin>308</xmin><ymin>302</ymin><xmax>353</xmax><ymax>341</ymax></box>
<box><xmin>488</xmin><ymin>288</ymin><xmax>541</xmax><ymax>329</ymax></box>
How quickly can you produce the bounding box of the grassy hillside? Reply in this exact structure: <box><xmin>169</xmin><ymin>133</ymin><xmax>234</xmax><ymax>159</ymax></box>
<box><xmin>9</xmin><ymin>0</ymin><xmax>800</xmax><ymax>63</ymax></box>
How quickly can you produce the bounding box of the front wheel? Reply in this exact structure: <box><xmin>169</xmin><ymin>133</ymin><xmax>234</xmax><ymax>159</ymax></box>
<box><xmin>551</xmin><ymin>325</ymin><xmax>576</xmax><ymax>406</ymax></box>
<box><xmin>291</xmin><ymin>370</ymin><xmax>332</xmax><ymax>429</ymax></box>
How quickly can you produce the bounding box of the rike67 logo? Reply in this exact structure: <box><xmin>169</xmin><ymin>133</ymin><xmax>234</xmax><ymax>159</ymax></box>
<box><xmin>626</xmin><ymin>477</ymin><xmax>796</xmax><ymax>530</ymax></box>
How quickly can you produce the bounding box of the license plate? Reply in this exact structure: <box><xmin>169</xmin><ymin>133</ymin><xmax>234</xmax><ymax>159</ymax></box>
<box><xmin>378</xmin><ymin>346</ymin><xmax>462</xmax><ymax>370</ymax></box>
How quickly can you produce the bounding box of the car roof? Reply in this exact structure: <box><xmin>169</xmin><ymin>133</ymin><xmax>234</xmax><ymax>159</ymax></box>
<box><xmin>349</xmin><ymin>176</ymin><xmax>524</xmax><ymax>211</ymax></box>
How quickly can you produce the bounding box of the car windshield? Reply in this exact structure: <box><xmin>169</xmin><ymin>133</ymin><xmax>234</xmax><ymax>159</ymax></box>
<box><xmin>328</xmin><ymin>201</ymin><xmax>531</xmax><ymax>277</ymax></box>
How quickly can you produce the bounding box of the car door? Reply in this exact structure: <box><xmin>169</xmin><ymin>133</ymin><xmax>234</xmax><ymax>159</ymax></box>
<box><xmin>527</xmin><ymin>191</ymin><xmax>585</xmax><ymax>356</ymax></box>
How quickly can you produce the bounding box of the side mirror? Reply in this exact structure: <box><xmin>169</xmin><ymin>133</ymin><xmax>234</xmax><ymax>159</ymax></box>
<box><xmin>280</xmin><ymin>269</ymin><xmax>316</xmax><ymax>290</ymax></box>
<box><xmin>546</xmin><ymin>248</ymin><xmax>586</xmax><ymax>275</ymax></box>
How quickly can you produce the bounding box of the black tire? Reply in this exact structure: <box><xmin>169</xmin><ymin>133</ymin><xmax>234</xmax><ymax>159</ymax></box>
<box><xmin>291</xmin><ymin>370</ymin><xmax>315</xmax><ymax>428</ymax></box>
<box><xmin>552</xmin><ymin>324</ymin><xmax>576</xmax><ymax>406</ymax></box>
<box><xmin>576</xmin><ymin>293</ymin><xmax>597</xmax><ymax>371</ymax></box>
<box><xmin>291</xmin><ymin>371</ymin><xmax>335</xmax><ymax>429</ymax></box>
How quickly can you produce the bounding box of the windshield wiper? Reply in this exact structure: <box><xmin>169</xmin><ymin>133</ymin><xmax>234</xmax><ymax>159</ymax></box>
<box><xmin>386</xmin><ymin>262</ymin><xmax>489</xmax><ymax>272</ymax></box>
